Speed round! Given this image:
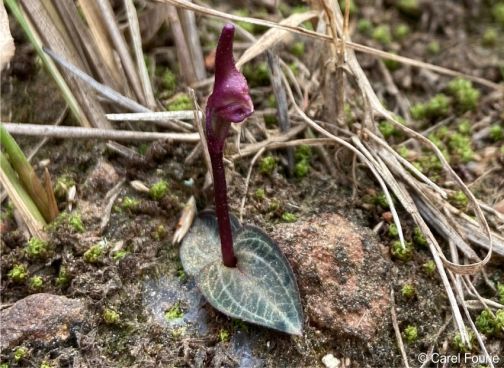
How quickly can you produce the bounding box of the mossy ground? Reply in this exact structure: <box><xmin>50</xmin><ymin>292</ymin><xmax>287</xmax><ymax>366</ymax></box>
<box><xmin>1</xmin><ymin>0</ymin><xmax>503</xmax><ymax>367</ymax></box>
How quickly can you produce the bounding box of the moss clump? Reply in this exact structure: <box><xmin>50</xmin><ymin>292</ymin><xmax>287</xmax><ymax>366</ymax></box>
<box><xmin>374</xmin><ymin>193</ymin><xmax>389</xmax><ymax>209</ymax></box>
<box><xmin>393</xmin><ymin>24</ymin><xmax>410</xmax><ymax>41</ymax></box>
<box><xmin>403</xmin><ymin>325</ymin><xmax>418</xmax><ymax>343</ymax></box>
<box><xmin>457</xmin><ymin>119</ymin><xmax>472</xmax><ymax>135</ymax></box>
<box><xmin>482</xmin><ymin>28</ymin><xmax>498</xmax><ymax>47</ymax></box>
<box><xmin>448</xmin><ymin>191</ymin><xmax>468</xmax><ymax>209</ymax></box>
<box><xmin>218</xmin><ymin>329</ymin><xmax>230</xmax><ymax>342</ymax></box>
<box><xmin>498</xmin><ymin>283</ymin><xmax>504</xmax><ymax>304</ymax></box>
<box><xmin>413</xmin><ymin>226</ymin><xmax>428</xmax><ymax>247</ymax></box>
<box><xmin>121</xmin><ymin>196</ymin><xmax>140</xmax><ymax>210</ymax></box>
<box><xmin>68</xmin><ymin>213</ymin><xmax>85</xmax><ymax>233</ymax></box>
<box><xmin>54</xmin><ymin>175</ymin><xmax>75</xmax><ymax>200</ymax></box>
<box><xmin>103</xmin><ymin>308</ymin><xmax>120</xmax><ymax>325</ymax></box>
<box><xmin>294</xmin><ymin>145</ymin><xmax>312</xmax><ymax>178</ymax></box>
<box><xmin>259</xmin><ymin>155</ymin><xmax>277</xmax><ymax>175</ymax></box>
<box><xmin>388</xmin><ymin>223</ymin><xmax>399</xmax><ymax>238</ymax></box>
<box><xmin>160</xmin><ymin>69</ymin><xmax>177</xmax><ymax>95</ymax></box>
<box><xmin>449</xmin><ymin>132</ymin><xmax>475</xmax><ymax>162</ymax></box>
<box><xmin>164</xmin><ymin>302</ymin><xmax>183</xmax><ymax>320</ymax></box>
<box><xmin>14</xmin><ymin>347</ymin><xmax>28</xmax><ymax>362</ymax></box>
<box><xmin>55</xmin><ymin>266</ymin><xmax>70</xmax><ymax>287</ymax></box>
<box><xmin>391</xmin><ymin>241</ymin><xmax>413</xmax><ymax>261</ymax></box>
<box><xmin>357</xmin><ymin>19</ymin><xmax>373</xmax><ymax>35</ymax></box>
<box><xmin>492</xmin><ymin>2</ymin><xmax>504</xmax><ymax>26</ymax></box>
<box><xmin>28</xmin><ymin>276</ymin><xmax>43</xmax><ymax>290</ymax></box>
<box><xmin>496</xmin><ymin>309</ymin><xmax>504</xmax><ymax>331</ymax></box>
<box><xmin>423</xmin><ymin>260</ymin><xmax>436</xmax><ymax>274</ymax></box>
<box><xmin>149</xmin><ymin>180</ymin><xmax>169</xmax><ymax>200</ymax></box>
<box><xmin>379</xmin><ymin>121</ymin><xmax>399</xmax><ymax>138</ymax></box>
<box><xmin>410</xmin><ymin>94</ymin><xmax>451</xmax><ymax>120</ymax></box>
<box><xmin>446</xmin><ymin>78</ymin><xmax>480</xmax><ymax>112</ymax></box>
<box><xmin>8</xmin><ymin>264</ymin><xmax>28</xmax><ymax>283</ymax></box>
<box><xmin>84</xmin><ymin>244</ymin><xmax>104</xmax><ymax>264</ymax></box>
<box><xmin>401</xmin><ymin>283</ymin><xmax>416</xmax><ymax>298</ymax></box>
<box><xmin>255</xmin><ymin>188</ymin><xmax>266</xmax><ymax>201</ymax></box>
<box><xmin>476</xmin><ymin>309</ymin><xmax>497</xmax><ymax>335</ymax></box>
<box><xmin>452</xmin><ymin>330</ymin><xmax>475</xmax><ymax>352</ymax></box>
<box><xmin>397</xmin><ymin>0</ymin><xmax>420</xmax><ymax>16</ymax></box>
<box><xmin>167</xmin><ymin>94</ymin><xmax>192</xmax><ymax>111</ymax></box>
<box><xmin>290</xmin><ymin>42</ymin><xmax>305</xmax><ymax>57</ymax></box>
<box><xmin>372</xmin><ymin>25</ymin><xmax>392</xmax><ymax>46</ymax></box>
<box><xmin>40</xmin><ymin>361</ymin><xmax>53</xmax><ymax>368</ymax></box>
<box><xmin>281</xmin><ymin>212</ymin><xmax>297</xmax><ymax>223</ymax></box>
<box><xmin>26</xmin><ymin>237</ymin><xmax>49</xmax><ymax>259</ymax></box>
<box><xmin>264</xmin><ymin>113</ymin><xmax>277</xmax><ymax>127</ymax></box>
<box><xmin>489</xmin><ymin>123</ymin><xmax>503</xmax><ymax>141</ymax></box>
<box><xmin>427</xmin><ymin>41</ymin><xmax>440</xmax><ymax>55</ymax></box>
<box><xmin>112</xmin><ymin>250</ymin><xmax>129</xmax><ymax>261</ymax></box>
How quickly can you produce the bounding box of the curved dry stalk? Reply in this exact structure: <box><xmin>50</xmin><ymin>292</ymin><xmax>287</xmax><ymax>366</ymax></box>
<box><xmin>239</xmin><ymin>147</ymin><xmax>265</xmax><ymax>222</ymax></box>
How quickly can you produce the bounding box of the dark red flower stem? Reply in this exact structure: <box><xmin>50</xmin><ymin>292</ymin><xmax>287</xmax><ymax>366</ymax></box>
<box><xmin>206</xmin><ymin>113</ymin><xmax>237</xmax><ymax>268</ymax></box>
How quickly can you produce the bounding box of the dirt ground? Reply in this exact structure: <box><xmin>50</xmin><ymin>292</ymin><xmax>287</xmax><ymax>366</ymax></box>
<box><xmin>1</xmin><ymin>0</ymin><xmax>504</xmax><ymax>367</ymax></box>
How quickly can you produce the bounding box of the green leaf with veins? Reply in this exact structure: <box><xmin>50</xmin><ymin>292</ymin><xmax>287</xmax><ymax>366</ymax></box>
<box><xmin>180</xmin><ymin>211</ymin><xmax>303</xmax><ymax>335</ymax></box>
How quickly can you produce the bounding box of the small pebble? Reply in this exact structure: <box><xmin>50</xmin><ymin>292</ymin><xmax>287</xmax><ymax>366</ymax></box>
<box><xmin>322</xmin><ymin>353</ymin><xmax>341</xmax><ymax>368</ymax></box>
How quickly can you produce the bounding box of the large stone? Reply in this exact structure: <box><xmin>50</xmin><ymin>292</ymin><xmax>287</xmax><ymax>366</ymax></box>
<box><xmin>270</xmin><ymin>213</ymin><xmax>392</xmax><ymax>340</ymax></box>
<box><xmin>0</xmin><ymin>293</ymin><xmax>85</xmax><ymax>349</ymax></box>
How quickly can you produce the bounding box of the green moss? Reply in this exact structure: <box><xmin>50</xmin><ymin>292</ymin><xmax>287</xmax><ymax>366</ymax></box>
<box><xmin>84</xmin><ymin>244</ymin><xmax>104</xmax><ymax>264</ymax></box>
<box><xmin>255</xmin><ymin>188</ymin><xmax>266</xmax><ymax>201</ymax></box>
<box><xmin>489</xmin><ymin>123</ymin><xmax>503</xmax><ymax>141</ymax></box>
<box><xmin>160</xmin><ymin>69</ymin><xmax>177</xmax><ymax>95</ymax></box>
<box><xmin>393</xmin><ymin>24</ymin><xmax>410</xmax><ymax>41</ymax></box>
<box><xmin>357</xmin><ymin>19</ymin><xmax>373</xmax><ymax>35</ymax></box>
<box><xmin>448</xmin><ymin>191</ymin><xmax>468</xmax><ymax>209</ymax></box>
<box><xmin>290</xmin><ymin>42</ymin><xmax>305</xmax><ymax>57</ymax></box>
<box><xmin>218</xmin><ymin>329</ymin><xmax>230</xmax><ymax>342</ymax></box>
<box><xmin>54</xmin><ymin>175</ymin><xmax>75</xmax><ymax>200</ymax></box>
<box><xmin>289</xmin><ymin>62</ymin><xmax>300</xmax><ymax>76</ymax></box>
<box><xmin>476</xmin><ymin>309</ymin><xmax>496</xmax><ymax>335</ymax></box>
<box><xmin>492</xmin><ymin>2</ymin><xmax>504</xmax><ymax>26</ymax></box>
<box><xmin>495</xmin><ymin>309</ymin><xmax>504</xmax><ymax>331</ymax></box>
<box><xmin>374</xmin><ymin>193</ymin><xmax>389</xmax><ymax>209</ymax></box>
<box><xmin>295</xmin><ymin>145</ymin><xmax>312</xmax><ymax>161</ymax></box>
<box><xmin>372</xmin><ymin>25</ymin><xmax>392</xmax><ymax>46</ymax></box>
<box><xmin>0</xmin><ymin>363</ymin><xmax>9</xmax><ymax>368</ymax></box>
<box><xmin>103</xmin><ymin>308</ymin><xmax>120</xmax><ymax>325</ymax></box>
<box><xmin>452</xmin><ymin>330</ymin><xmax>475</xmax><ymax>352</ymax></box>
<box><xmin>28</xmin><ymin>276</ymin><xmax>43</xmax><ymax>290</ymax></box>
<box><xmin>379</xmin><ymin>121</ymin><xmax>399</xmax><ymax>138</ymax></box>
<box><xmin>8</xmin><ymin>264</ymin><xmax>28</xmax><ymax>283</ymax></box>
<box><xmin>281</xmin><ymin>212</ymin><xmax>297</xmax><ymax>223</ymax></box>
<box><xmin>401</xmin><ymin>283</ymin><xmax>416</xmax><ymax>298</ymax></box>
<box><xmin>55</xmin><ymin>266</ymin><xmax>70</xmax><ymax>287</ymax></box>
<box><xmin>427</xmin><ymin>41</ymin><xmax>440</xmax><ymax>55</ymax></box>
<box><xmin>149</xmin><ymin>180</ymin><xmax>169</xmax><ymax>200</ymax></box>
<box><xmin>384</xmin><ymin>56</ymin><xmax>401</xmax><ymax>71</ymax></box>
<box><xmin>243</xmin><ymin>62</ymin><xmax>270</xmax><ymax>87</ymax></box>
<box><xmin>391</xmin><ymin>241</ymin><xmax>413</xmax><ymax>261</ymax></box>
<box><xmin>423</xmin><ymin>260</ymin><xmax>436</xmax><ymax>274</ymax></box>
<box><xmin>121</xmin><ymin>196</ymin><xmax>140</xmax><ymax>210</ymax></box>
<box><xmin>403</xmin><ymin>325</ymin><xmax>418</xmax><ymax>343</ymax></box>
<box><xmin>457</xmin><ymin>119</ymin><xmax>472</xmax><ymax>135</ymax></box>
<box><xmin>167</xmin><ymin>94</ymin><xmax>192</xmax><ymax>111</ymax></box>
<box><xmin>153</xmin><ymin>224</ymin><xmax>167</xmax><ymax>240</ymax></box>
<box><xmin>388</xmin><ymin>223</ymin><xmax>399</xmax><ymax>238</ymax></box>
<box><xmin>411</xmin><ymin>94</ymin><xmax>451</xmax><ymax>120</ymax></box>
<box><xmin>397</xmin><ymin>146</ymin><xmax>410</xmax><ymax>159</ymax></box>
<box><xmin>446</xmin><ymin>78</ymin><xmax>480</xmax><ymax>111</ymax></box>
<box><xmin>264</xmin><ymin>113</ymin><xmax>278</xmax><ymax>127</ymax></box>
<box><xmin>234</xmin><ymin>9</ymin><xmax>255</xmax><ymax>33</ymax></box>
<box><xmin>498</xmin><ymin>283</ymin><xmax>504</xmax><ymax>304</ymax></box>
<box><xmin>397</xmin><ymin>0</ymin><xmax>420</xmax><ymax>16</ymax></box>
<box><xmin>164</xmin><ymin>302</ymin><xmax>183</xmax><ymax>320</ymax></box>
<box><xmin>68</xmin><ymin>213</ymin><xmax>85</xmax><ymax>233</ymax></box>
<box><xmin>40</xmin><ymin>361</ymin><xmax>53</xmax><ymax>368</ymax></box>
<box><xmin>259</xmin><ymin>155</ymin><xmax>276</xmax><ymax>175</ymax></box>
<box><xmin>268</xmin><ymin>199</ymin><xmax>281</xmax><ymax>213</ymax></box>
<box><xmin>13</xmin><ymin>347</ymin><xmax>28</xmax><ymax>362</ymax></box>
<box><xmin>413</xmin><ymin>226</ymin><xmax>428</xmax><ymax>247</ymax></box>
<box><xmin>294</xmin><ymin>160</ymin><xmax>310</xmax><ymax>178</ymax></box>
<box><xmin>112</xmin><ymin>250</ymin><xmax>129</xmax><ymax>261</ymax></box>
<box><xmin>482</xmin><ymin>28</ymin><xmax>498</xmax><ymax>47</ymax></box>
<box><xmin>26</xmin><ymin>237</ymin><xmax>49</xmax><ymax>259</ymax></box>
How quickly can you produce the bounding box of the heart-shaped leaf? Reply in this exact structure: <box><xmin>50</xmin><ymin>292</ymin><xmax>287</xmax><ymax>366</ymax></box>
<box><xmin>180</xmin><ymin>211</ymin><xmax>303</xmax><ymax>335</ymax></box>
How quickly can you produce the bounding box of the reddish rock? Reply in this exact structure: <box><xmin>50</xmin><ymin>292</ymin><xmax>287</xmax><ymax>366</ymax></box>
<box><xmin>0</xmin><ymin>293</ymin><xmax>85</xmax><ymax>349</ymax></box>
<box><xmin>271</xmin><ymin>213</ymin><xmax>392</xmax><ymax>340</ymax></box>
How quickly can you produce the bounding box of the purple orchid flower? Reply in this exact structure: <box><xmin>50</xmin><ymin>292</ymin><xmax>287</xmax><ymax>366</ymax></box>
<box><xmin>205</xmin><ymin>24</ymin><xmax>254</xmax><ymax>268</ymax></box>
